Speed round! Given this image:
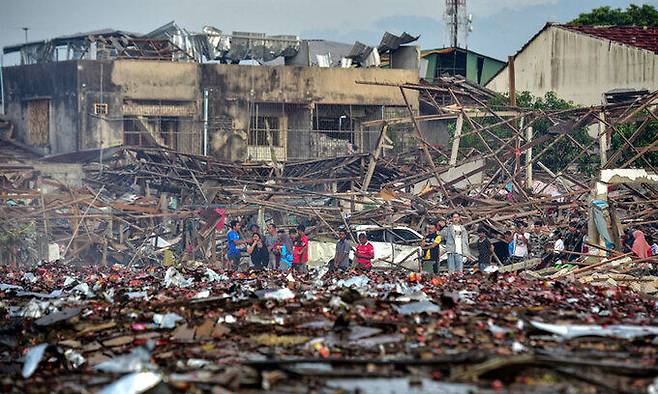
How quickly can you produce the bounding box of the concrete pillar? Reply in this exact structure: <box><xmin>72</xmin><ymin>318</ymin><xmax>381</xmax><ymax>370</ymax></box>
<box><xmin>598</xmin><ymin>112</ymin><xmax>607</xmax><ymax>167</ymax></box>
<box><xmin>526</xmin><ymin>126</ymin><xmax>533</xmax><ymax>188</ymax></box>
<box><xmin>449</xmin><ymin>114</ymin><xmax>463</xmax><ymax>166</ymax></box>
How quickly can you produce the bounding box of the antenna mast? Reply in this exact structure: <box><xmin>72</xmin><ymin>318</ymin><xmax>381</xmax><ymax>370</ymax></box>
<box><xmin>444</xmin><ymin>0</ymin><xmax>470</xmax><ymax>48</ymax></box>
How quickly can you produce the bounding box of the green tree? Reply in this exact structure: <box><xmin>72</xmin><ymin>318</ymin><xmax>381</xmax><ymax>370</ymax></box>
<box><xmin>569</xmin><ymin>4</ymin><xmax>658</xmax><ymax>26</ymax></box>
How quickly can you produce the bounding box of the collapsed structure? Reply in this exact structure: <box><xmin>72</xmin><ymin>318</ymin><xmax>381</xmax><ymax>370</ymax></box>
<box><xmin>1</xmin><ymin>19</ymin><xmax>658</xmax><ymax>393</ymax></box>
<box><xmin>1</xmin><ymin>22</ymin><xmax>422</xmax><ymax>162</ymax></box>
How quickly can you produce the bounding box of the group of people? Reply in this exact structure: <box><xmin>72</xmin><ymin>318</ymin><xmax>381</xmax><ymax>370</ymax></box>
<box><xmin>421</xmin><ymin>214</ymin><xmax>658</xmax><ymax>274</ymax></box>
<box><xmin>225</xmin><ymin>213</ymin><xmax>657</xmax><ymax>274</ymax></box>
<box><xmin>226</xmin><ymin>221</ymin><xmax>309</xmax><ymax>272</ymax></box>
<box><xmin>224</xmin><ymin>220</ymin><xmax>378</xmax><ymax>273</ymax></box>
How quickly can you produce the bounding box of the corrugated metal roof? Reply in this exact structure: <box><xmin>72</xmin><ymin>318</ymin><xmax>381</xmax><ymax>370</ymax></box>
<box><xmin>559</xmin><ymin>25</ymin><xmax>658</xmax><ymax>54</ymax></box>
<box><xmin>3</xmin><ymin>29</ymin><xmax>139</xmax><ymax>54</ymax></box>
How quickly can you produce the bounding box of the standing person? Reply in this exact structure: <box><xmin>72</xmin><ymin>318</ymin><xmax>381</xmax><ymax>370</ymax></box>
<box><xmin>355</xmin><ymin>232</ymin><xmax>375</xmax><ymax>271</ymax></box>
<box><xmin>493</xmin><ymin>231</ymin><xmax>512</xmax><ymax>265</ymax></box>
<box><xmin>421</xmin><ymin>223</ymin><xmax>442</xmax><ymax>274</ymax></box>
<box><xmin>226</xmin><ymin>220</ymin><xmax>248</xmax><ymax>270</ymax></box>
<box><xmin>276</xmin><ymin>231</ymin><xmax>294</xmax><ymax>271</ymax></box>
<box><xmin>292</xmin><ymin>225</ymin><xmax>309</xmax><ymax>273</ymax></box>
<box><xmin>621</xmin><ymin>229</ymin><xmax>635</xmax><ymax>253</ymax></box>
<box><xmin>440</xmin><ymin>212</ymin><xmax>471</xmax><ymax>274</ymax></box>
<box><xmin>332</xmin><ymin>229</ymin><xmax>352</xmax><ymax>271</ymax></box>
<box><xmin>552</xmin><ymin>230</ymin><xmax>566</xmax><ymax>265</ymax></box>
<box><xmin>276</xmin><ymin>231</ymin><xmax>293</xmax><ymax>271</ymax></box>
<box><xmin>529</xmin><ymin>220</ymin><xmax>549</xmax><ymax>259</ymax></box>
<box><xmin>632</xmin><ymin>230</ymin><xmax>652</xmax><ymax>258</ymax></box>
<box><xmin>247</xmin><ymin>233</ymin><xmax>269</xmax><ymax>269</ymax></box>
<box><xmin>511</xmin><ymin>222</ymin><xmax>530</xmax><ymax>262</ymax></box>
<box><xmin>249</xmin><ymin>223</ymin><xmax>261</xmax><ymax>235</ymax></box>
<box><xmin>264</xmin><ymin>223</ymin><xmax>278</xmax><ymax>269</ymax></box>
<box><xmin>476</xmin><ymin>227</ymin><xmax>492</xmax><ymax>271</ymax></box>
<box><xmin>648</xmin><ymin>235</ymin><xmax>658</xmax><ymax>257</ymax></box>
<box><xmin>564</xmin><ymin>221</ymin><xmax>584</xmax><ymax>261</ymax></box>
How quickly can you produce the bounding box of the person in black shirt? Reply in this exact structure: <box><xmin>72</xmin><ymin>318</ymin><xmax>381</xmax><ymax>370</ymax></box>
<box><xmin>421</xmin><ymin>223</ymin><xmax>443</xmax><ymax>274</ymax></box>
<box><xmin>564</xmin><ymin>221</ymin><xmax>584</xmax><ymax>262</ymax></box>
<box><xmin>492</xmin><ymin>231</ymin><xmax>512</xmax><ymax>265</ymax></box>
<box><xmin>476</xmin><ymin>227</ymin><xmax>492</xmax><ymax>270</ymax></box>
<box><xmin>247</xmin><ymin>233</ymin><xmax>269</xmax><ymax>270</ymax></box>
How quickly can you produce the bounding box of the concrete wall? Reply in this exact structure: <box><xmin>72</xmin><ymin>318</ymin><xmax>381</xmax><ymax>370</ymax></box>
<box><xmin>202</xmin><ymin>64</ymin><xmax>417</xmax><ymax>106</ymax></box>
<box><xmin>76</xmin><ymin>60</ymin><xmax>202</xmax><ymax>153</ymax></box>
<box><xmin>487</xmin><ymin>25</ymin><xmax>658</xmax><ymax>105</ymax></box>
<box><xmin>202</xmin><ymin>64</ymin><xmax>418</xmax><ymax>160</ymax></box>
<box><xmin>2</xmin><ymin>61</ymin><xmax>80</xmax><ymax>154</ymax></box>
<box><xmin>4</xmin><ymin>60</ymin><xmax>418</xmax><ymax>161</ymax></box>
<box><xmin>390</xmin><ymin>46</ymin><xmax>420</xmax><ymax>70</ymax></box>
<box><xmin>110</xmin><ymin>60</ymin><xmax>200</xmax><ymax>101</ymax></box>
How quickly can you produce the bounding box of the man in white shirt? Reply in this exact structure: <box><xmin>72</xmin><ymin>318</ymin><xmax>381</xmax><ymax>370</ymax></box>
<box><xmin>440</xmin><ymin>212</ymin><xmax>471</xmax><ymax>273</ymax></box>
<box><xmin>512</xmin><ymin>222</ymin><xmax>530</xmax><ymax>260</ymax></box>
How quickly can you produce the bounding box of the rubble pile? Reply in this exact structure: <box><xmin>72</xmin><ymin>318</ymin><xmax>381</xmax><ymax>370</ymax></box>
<box><xmin>1</xmin><ymin>262</ymin><xmax>658</xmax><ymax>393</ymax></box>
<box><xmin>1</xmin><ymin>81</ymin><xmax>657</xmax><ymax>392</ymax></box>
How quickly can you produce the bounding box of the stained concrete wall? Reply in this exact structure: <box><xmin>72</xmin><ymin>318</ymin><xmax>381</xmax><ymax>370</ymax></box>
<box><xmin>4</xmin><ymin>60</ymin><xmax>417</xmax><ymax>160</ymax></box>
<box><xmin>78</xmin><ymin>60</ymin><xmax>202</xmax><ymax>153</ymax></box>
<box><xmin>202</xmin><ymin>64</ymin><xmax>418</xmax><ymax>107</ymax></box>
<box><xmin>202</xmin><ymin>64</ymin><xmax>418</xmax><ymax>160</ymax></box>
<box><xmin>2</xmin><ymin>61</ymin><xmax>79</xmax><ymax>154</ymax></box>
<box><xmin>487</xmin><ymin>25</ymin><xmax>658</xmax><ymax>105</ymax></box>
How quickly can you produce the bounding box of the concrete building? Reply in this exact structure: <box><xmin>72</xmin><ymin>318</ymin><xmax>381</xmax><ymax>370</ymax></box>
<box><xmin>1</xmin><ymin>29</ymin><xmax>419</xmax><ymax>162</ymax></box>
<box><xmin>486</xmin><ymin>24</ymin><xmax>658</xmax><ymax>105</ymax></box>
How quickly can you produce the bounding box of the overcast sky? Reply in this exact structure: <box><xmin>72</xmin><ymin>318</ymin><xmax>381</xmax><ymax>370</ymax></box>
<box><xmin>1</xmin><ymin>0</ymin><xmax>656</xmax><ymax>65</ymax></box>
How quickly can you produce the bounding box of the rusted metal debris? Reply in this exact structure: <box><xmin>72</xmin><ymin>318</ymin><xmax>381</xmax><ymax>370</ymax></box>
<box><xmin>0</xmin><ymin>81</ymin><xmax>657</xmax><ymax>392</ymax></box>
<box><xmin>1</xmin><ymin>263</ymin><xmax>658</xmax><ymax>393</ymax></box>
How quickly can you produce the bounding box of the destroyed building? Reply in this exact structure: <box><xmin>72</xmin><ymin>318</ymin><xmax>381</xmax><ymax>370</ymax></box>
<box><xmin>1</xmin><ymin>25</ymin><xmax>420</xmax><ymax>161</ymax></box>
<box><xmin>487</xmin><ymin>23</ymin><xmax>658</xmax><ymax>105</ymax></box>
<box><xmin>420</xmin><ymin>47</ymin><xmax>506</xmax><ymax>86</ymax></box>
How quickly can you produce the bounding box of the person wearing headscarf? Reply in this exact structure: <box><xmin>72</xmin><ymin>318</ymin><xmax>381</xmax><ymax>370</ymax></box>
<box><xmin>632</xmin><ymin>230</ymin><xmax>651</xmax><ymax>258</ymax></box>
<box><xmin>275</xmin><ymin>231</ymin><xmax>294</xmax><ymax>271</ymax></box>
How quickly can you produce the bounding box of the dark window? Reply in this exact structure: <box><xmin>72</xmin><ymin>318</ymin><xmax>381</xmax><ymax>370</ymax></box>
<box><xmin>249</xmin><ymin>116</ymin><xmax>281</xmax><ymax>146</ymax></box>
<box><xmin>477</xmin><ymin>57</ymin><xmax>485</xmax><ymax>84</ymax></box>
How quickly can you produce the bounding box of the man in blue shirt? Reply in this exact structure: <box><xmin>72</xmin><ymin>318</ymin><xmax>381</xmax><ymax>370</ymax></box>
<box><xmin>227</xmin><ymin>220</ymin><xmax>247</xmax><ymax>269</ymax></box>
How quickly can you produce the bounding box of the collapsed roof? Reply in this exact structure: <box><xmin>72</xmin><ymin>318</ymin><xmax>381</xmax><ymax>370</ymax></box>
<box><xmin>3</xmin><ymin>21</ymin><xmax>419</xmax><ymax>68</ymax></box>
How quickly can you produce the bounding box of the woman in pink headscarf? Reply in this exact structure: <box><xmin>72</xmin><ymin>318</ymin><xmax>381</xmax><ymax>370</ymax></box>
<box><xmin>632</xmin><ymin>230</ymin><xmax>652</xmax><ymax>258</ymax></box>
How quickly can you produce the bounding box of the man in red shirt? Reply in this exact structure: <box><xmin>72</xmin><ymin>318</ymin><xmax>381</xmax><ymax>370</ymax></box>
<box><xmin>355</xmin><ymin>232</ymin><xmax>375</xmax><ymax>271</ymax></box>
<box><xmin>292</xmin><ymin>224</ymin><xmax>309</xmax><ymax>273</ymax></box>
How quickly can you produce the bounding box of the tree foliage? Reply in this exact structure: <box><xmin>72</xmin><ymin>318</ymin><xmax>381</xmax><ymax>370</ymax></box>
<box><xmin>450</xmin><ymin>90</ymin><xmax>657</xmax><ymax>179</ymax></box>
<box><xmin>569</xmin><ymin>4</ymin><xmax>658</xmax><ymax>26</ymax></box>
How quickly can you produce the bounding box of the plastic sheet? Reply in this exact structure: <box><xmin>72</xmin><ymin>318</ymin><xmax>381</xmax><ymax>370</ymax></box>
<box><xmin>98</xmin><ymin>371</ymin><xmax>162</xmax><ymax>394</ymax></box>
<box><xmin>394</xmin><ymin>301</ymin><xmax>440</xmax><ymax>315</ymax></box>
<box><xmin>204</xmin><ymin>268</ymin><xmax>228</xmax><ymax>282</ymax></box>
<box><xmin>335</xmin><ymin>275</ymin><xmax>369</xmax><ymax>289</ymax></box>
<box><xmin>153</xmin><ymin>313</ymin><xmax>183</xmax><ymax>329</ymax></box>
<box><xmin>22</xmin><ymin>343</ymin><xmax>48</xmax><ymax>378</ymax></box>
<box><xmin>163</xmin><ymin>267</ymin><xmax>193</xmax><ymax>288</ymax></box>
<box><xmin>64</xmin><ymin>349</ymin><xmax>86</xmax><ymax>368</ymax></box>
<box><xmin>257</xmin><ymin>288</ymin><xmax>295</xmax><ymax>300</ymax></box>
<box><xmin>94</xmin><ymin>346</ymin><xmax>156</xmax><ymax>373</ymax></box>
<box><xmin>531</xmin><ymin>321</ymin><xmax>658</xmax><ymax>340</ymax></box>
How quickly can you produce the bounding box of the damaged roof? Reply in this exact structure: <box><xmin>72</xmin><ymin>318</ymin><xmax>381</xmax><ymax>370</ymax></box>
<box><xmin>559</xmin><ymin>24</ymin><xmax>658</xmax><ymax>54</ymax></box>
<box><xmin>3</xmin><ymin>29</ymin><xmax>139</xmax><ymax>54</ymax></box>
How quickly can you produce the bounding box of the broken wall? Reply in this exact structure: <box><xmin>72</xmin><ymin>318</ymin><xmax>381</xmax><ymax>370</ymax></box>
<box><xmin>2</xmin><ymin>61</ymin><xmax>80</xmax><ymax>155</ymax></box>
<box><xmin>486</xmin><ymin>25</ymin><xmax>658</xmax><ymax>105</ymax></box>
<box><xmin>202</xmin><ymin>64</ymin><xmax>418</xmax><ymax>161</ymax></box>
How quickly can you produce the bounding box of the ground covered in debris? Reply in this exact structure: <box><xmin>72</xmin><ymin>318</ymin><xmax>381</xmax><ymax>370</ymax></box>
<box><xmin>2</xmin><ymin>263</ymin><xmax>658</xmax><ymax>393</ymax></box>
